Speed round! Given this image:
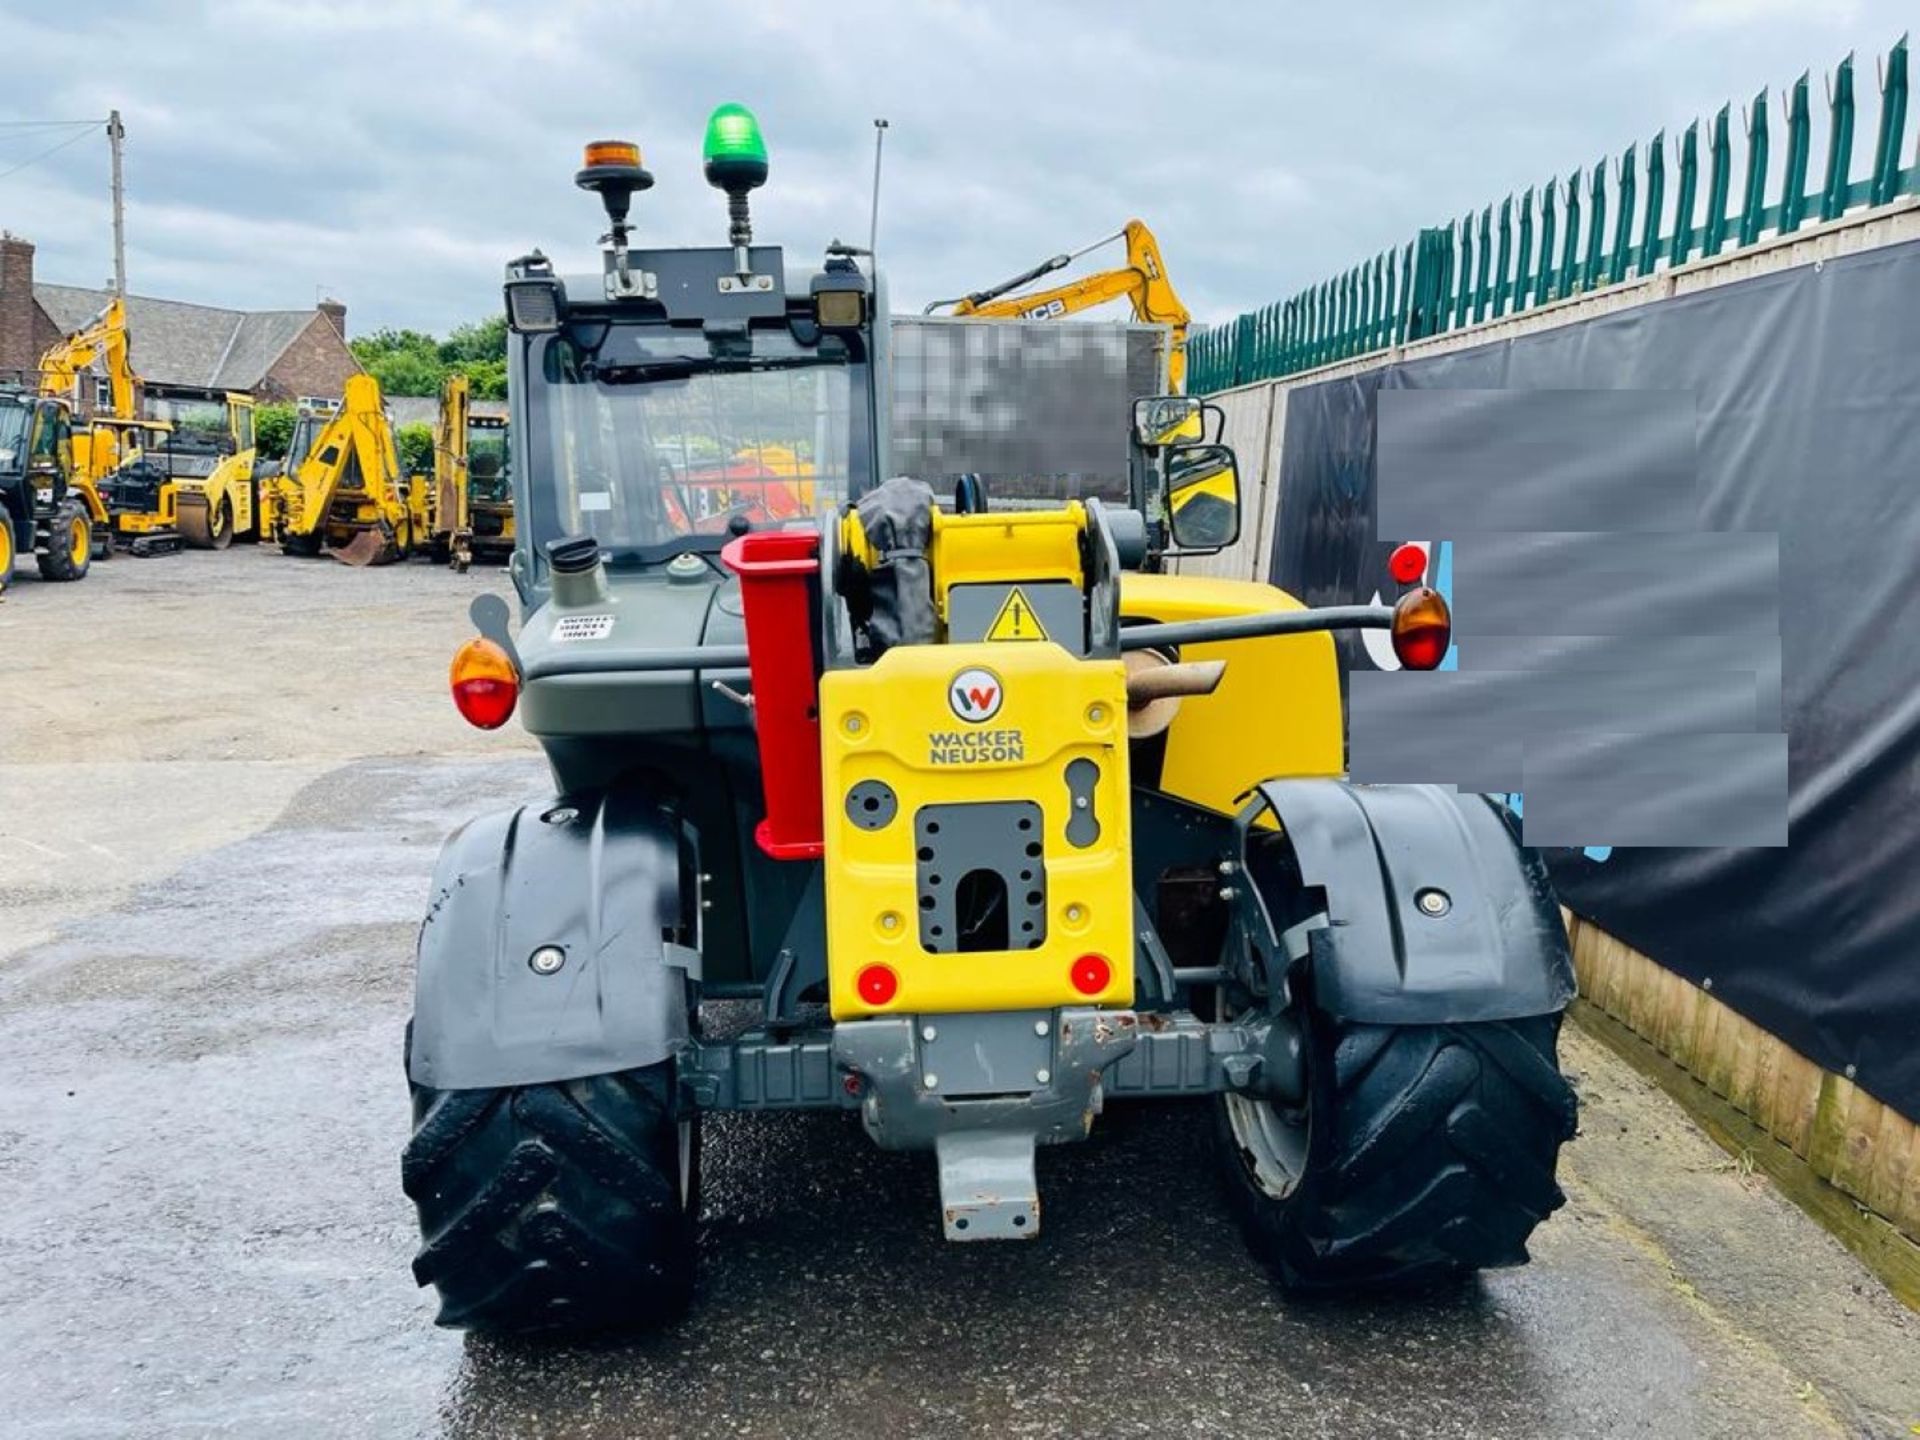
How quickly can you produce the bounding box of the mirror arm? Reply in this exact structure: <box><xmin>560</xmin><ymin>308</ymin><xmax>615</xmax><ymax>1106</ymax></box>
<box><xmin>1119</xmin><ymin>605</ymin><xmax>1394</xmax><ymax>652</ymax></box>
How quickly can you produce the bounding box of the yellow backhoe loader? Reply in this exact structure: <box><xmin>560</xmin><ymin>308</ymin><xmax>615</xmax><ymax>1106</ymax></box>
<box><xmin>927</xmin><ymin>219</ymin><xmax>1192</xmax><ymax>391</ymax></box>
<box><xmin>422</xmin><ymin>373</ymin><xmax>513</xmax><ymax>571</ymax></box>
<box><xmin>263</xmin><ymin>372</ymin><xmax>422</xmax><ymax>565</ymax></box>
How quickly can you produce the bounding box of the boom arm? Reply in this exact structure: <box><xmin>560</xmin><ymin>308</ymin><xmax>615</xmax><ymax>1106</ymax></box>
<box><xmin>39</xmin><ymin>298</ymin><xmax>139</xmax><ymax>419</ymax></box>
<box><xmin>948</xmin><ymin>221</ymin><xmax>1191</xmax><ymax>390</ymax></box>
<box><xmin>282</xmin><ymin>373</ymin><xmax>401</xmax><ymax>537</ymax></box>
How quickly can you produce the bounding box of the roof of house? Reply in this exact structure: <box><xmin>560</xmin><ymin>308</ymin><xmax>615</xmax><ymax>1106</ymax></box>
<box><xmin>34</xmin><ymin>283</ymin><xmax>336</xmax><ymax>393</ymax></box>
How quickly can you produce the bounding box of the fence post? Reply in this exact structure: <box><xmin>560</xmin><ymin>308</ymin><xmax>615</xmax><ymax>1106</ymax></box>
<box><xmin>1493</xmin><ymin>196</ymin><xmax>1515</xmax><ymax>317</ymax></box>
<box><xmin>1559</xmin><ymin>171</ymin><xmax>1583</xmax><ymax>297</ymax></box>
<box><xmin>1782</xmin><ymin>73</ymin><xmax>1812</xmax><ymax>234</ymax></box>
<box><xmin>1610</xmin><ymin>146</ymin><xmax>1637</xmax><ymax>284</ymax></box>
<box><xmin>1535</xmin><ymin>180</ymin><xmax>1558</xmax><ymax>306</ymax></box>
<box><xmin>1739</xmin><ymin>89</ymin><xmax>1771</xmax><ymax>247</ymax></box>
<box><xmin>1869</xmin><ymin>36</ymin><xmax>1908</xmax><ymax>205</ymax></box>
<box><xmin>1639</xmin><ymin>131</ymin><xmax>1667</xmax><ymax>273</ymax></box>
<box><xmin>1821</xmin><ymin>53</ymin><xmax>1856</xmax><ymax>220</ymax></box>
<box><xmin>1673</xmin><ymin>119</ymin><xmax>1700</xmax><ymax>265</ymax></box>
<box><xmin>1703</xmin><ymin>104</ymin><xmax>1733</xmax><ymax>256</ymax></box>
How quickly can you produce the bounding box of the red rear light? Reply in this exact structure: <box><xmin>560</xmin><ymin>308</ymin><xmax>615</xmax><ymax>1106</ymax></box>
<box><xmin>450</xmin><ymin>637</ymin><xmax>519</xmax><ymax>729</ymax></box>
<box><xmin>1069</xmin><ymin>953</ymin><xmax>1112</xmax><ymax>997</ymax></box>
<box><xmin>1390</xmin><ymin>587</ymin><xmax>1452</xmax><ymax>671</ymax></box>
<box><xmin>1388</xmin><ymin>542</ymin><xmax>1427</xmax><ymax>585</ymax></box>
<box><xmin>856</xmin><ymin>964</ymin><xmax>898</xmax><ymax>1006</ymax></box>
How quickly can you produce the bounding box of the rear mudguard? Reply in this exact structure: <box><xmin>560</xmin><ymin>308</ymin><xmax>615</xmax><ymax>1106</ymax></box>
<box><xmin>1243</xmin><ymin>781</ymin><xmax>1574</xmax><ymax>1025</ymax></box>
<box><xmin>408</xmin><ymin>786</ymin><xmax>697</xmax><ymax>1091</ymax></box>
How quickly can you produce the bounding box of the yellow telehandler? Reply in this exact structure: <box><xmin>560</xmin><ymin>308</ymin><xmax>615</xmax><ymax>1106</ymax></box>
<box><xmin>263</xmin><ymin>373</ymin><xmax>423</xmax><ymax>565</ymax></box>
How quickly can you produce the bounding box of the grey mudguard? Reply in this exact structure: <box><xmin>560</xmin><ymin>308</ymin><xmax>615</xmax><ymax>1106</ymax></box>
<box><xmin>409</xmin><ymin>787</ymin><xmax>693</xmax><ymax>1091</ymax></box>
<box><xmin>1250</xmin><ymin>781</ymin><xmax>1574</xmax><ymax>1024</ymax></box>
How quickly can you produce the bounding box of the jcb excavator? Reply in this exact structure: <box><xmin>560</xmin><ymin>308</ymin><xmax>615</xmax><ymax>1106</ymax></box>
<box><xmin>423</xmin><ymin>373</ymin><xmax>513</xmax><ymax>571</ymax></box>
<box><xmin>263</xmin><ymin>372</ymin><xmax>422</xmax><ymax>565</ymax></box>
<box><xmin>926</xmin><ymin>219</ymin><xmax>1192</xmax><ymax>391</ymax></box>
<box><xmin>39</xmin><ymin>299</ymin><xmax>259</xmax><ymax>553</ymax></box>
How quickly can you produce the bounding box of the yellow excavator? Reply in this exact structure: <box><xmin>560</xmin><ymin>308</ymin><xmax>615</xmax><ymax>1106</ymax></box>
<box><xmin>422</xmin><ymin>373</ymin><xmax>513</xmax><ymax>571</ymax></box>
<box><xmin>263</xmin><ymin>372</ymin><xmax>424</xmax><ymax>565</ymax></box>
<box><xmin>927</xmin><ymin>219</ymin><xmax>1192</xmax><ymax>391</ymax></box>
<box><xmin>38</xmin><ymin>299</ymin><xmax>258</xmax><ymax>553</ymax></box>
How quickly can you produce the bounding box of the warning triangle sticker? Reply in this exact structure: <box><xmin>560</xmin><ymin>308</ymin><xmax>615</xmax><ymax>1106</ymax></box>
<box><xmin>985</xmin><ymin>586</ymin><xmax>1049</xmax><ymax>642</ymax></box>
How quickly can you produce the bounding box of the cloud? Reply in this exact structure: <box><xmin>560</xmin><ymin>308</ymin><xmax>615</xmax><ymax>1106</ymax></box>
<box><xmin>0</xmin><ymin>0</ymin><xmax>1909</xmax><ymax>339</ymax></box>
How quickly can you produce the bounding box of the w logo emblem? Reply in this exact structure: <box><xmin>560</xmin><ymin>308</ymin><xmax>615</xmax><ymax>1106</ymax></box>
<box><xmin>949</xmin><ymin>667</ymin><xmax>1004</xmax><ymax>723</ymax></box>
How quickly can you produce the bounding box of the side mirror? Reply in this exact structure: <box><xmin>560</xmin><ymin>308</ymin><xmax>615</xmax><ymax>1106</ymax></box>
<box><xmin>1131</xmin><ymin>395</ymin><xmax>1204</xmax><ymax>449</ymax></box>
<box><xmin>1164</xmin><ymin>443</ymin><xmax>1242</xmax><ymax>552</ymax></box>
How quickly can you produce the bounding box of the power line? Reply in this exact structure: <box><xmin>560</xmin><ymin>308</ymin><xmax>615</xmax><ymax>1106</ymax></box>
<box><xmin>0</xmin><ymin>118</ymin><xmax>104</xmax><ymax>129</ymax></box>
<box><xmin>0</xmin><ymin>125</ymin><xmax>99</xmax><ymax>182</ymax></box>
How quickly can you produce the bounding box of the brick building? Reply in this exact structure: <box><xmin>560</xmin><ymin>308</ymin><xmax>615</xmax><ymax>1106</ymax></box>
<box><xmin>0</xmin><ymin>231</ymin><xmax>359</xmax><ymax>409</ymax></box>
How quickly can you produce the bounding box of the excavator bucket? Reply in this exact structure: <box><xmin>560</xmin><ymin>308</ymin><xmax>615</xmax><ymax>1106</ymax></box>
<box><xmin>327</xmin><ymin>527</ymin><xmax>398</xmax><ymax>568</ymax></box>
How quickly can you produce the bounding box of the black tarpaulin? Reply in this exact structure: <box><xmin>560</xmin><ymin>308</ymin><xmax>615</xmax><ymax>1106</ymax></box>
<box><xmin>1264</xmin><ymin>237</ymin><xmax>1920</xmax><ymax>1120</ymax></box>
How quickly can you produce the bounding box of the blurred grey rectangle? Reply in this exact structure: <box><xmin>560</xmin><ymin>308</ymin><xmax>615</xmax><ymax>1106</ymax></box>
<box><xmin>1451</xmin><ymin>531</ymin><xmax>1780</xmax><ymax>637</ymax></box>
<box><xmin>889</xmin><ymin>317</ymin><xmax>1167</xmax><ymax>505</ymax></box>
<box><xmin>1520</xmin><ymin>732</ymin><xmax>1790</xmax><ymax>847</ymax></box>
<box><xmin>1377</xmin><ymin>389</ymin><xmax>1700</xmax><ymax>534</ymax></box>
<box><xmin>1349</xmin><ymin>667</ymin><xmax>1761</xmax><ymax>789</ymax></box>
<box><xmin>1466</xmin><ymin>632</ymin><xmax>1782</xmax><ymax>732</ymax></box>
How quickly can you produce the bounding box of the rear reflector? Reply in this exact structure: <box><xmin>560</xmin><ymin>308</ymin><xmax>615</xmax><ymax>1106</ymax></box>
<box><xmin>856</xmin><ymin>964</ymin><xmax>899</xmax><ymax>1006</ymax></box>
<box><xmin>1070</xmin><ymin>953</ymin><xmax>1112</xmax><ymax>996</ymax></box>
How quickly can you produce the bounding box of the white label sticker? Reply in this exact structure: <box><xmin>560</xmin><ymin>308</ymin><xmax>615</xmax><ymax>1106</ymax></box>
<box><xmin>579</xmin><ymin>491</ymin><xmax>612</xmax><ymax>512</ymax></box>
<box><xmin>553</xmin><ymin>614</ymin><xmax>615</xmax><ymax>642</ymax></box>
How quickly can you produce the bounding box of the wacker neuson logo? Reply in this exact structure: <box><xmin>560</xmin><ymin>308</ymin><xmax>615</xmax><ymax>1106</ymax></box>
<box><xmin>947</xmin><ymin>667</ymin><xmax>1003</xmax><ymax>722</ymax></box>
<box><xmin>931</xmin><ymin>667</ymin><xmax>1025</xmax><ymax>764</ymax></box>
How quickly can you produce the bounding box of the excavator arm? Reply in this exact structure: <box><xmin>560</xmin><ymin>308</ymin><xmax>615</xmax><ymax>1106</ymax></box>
<box><xmin>272</xmin><ymin>373</ymin><xmax>409</xmax><ymax>563</ymax></box>
<box><xmin>39</xmin><ymin>298</ymin><xmax>138</xmax><ymax>420</ymax></box>
<box><xmin>943</xmin><ymin>220</ymin><xmax>1191</xmax><ymax>390</ymax></box>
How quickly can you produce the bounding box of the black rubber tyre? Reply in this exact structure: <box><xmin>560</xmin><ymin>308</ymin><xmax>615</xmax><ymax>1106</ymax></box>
<box><xmin>0</xmin><ymin>509</ymin><xmax>14</xmax><ymax>590</ymax></box>
<box><xmin>1215</xmin><ymin>1013</ymin><xmax>1576</xmax><ymax>1292</ymax></box>
<box><xmin>281</xmin><ymin>529</ymin><xmax>323</xmax><ymax>557</ymax></box>
<box><xmin>403</xmin><ymin>1057</ymin><xmax>699</xmax><ymax>1335</ymax></box>
<box><xmin>36</xmin><ymin>499</ymin><xmax>91</xmax><ymax>581</ymax></box>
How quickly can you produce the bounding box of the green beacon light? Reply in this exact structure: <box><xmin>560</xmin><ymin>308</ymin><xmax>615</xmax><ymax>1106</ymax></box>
<box><xmin>704</xmin><ymin>103</ymin><xmax>770</xmax><ymax>283</ymax></box>
<box><xmin>703</xmin><ymin>103</ymin><xmax>769</xmax><ymax>191</ymax></box>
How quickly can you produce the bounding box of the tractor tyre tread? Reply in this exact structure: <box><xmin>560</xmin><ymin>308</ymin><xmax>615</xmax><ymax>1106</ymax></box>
<box><xmin>36</xmin><ymin>498</ymin><xmax>90</xmax><ymax>581</ymax></box>
<box><xmin>403</xmin><ymin>1057</ymin><xmax>695</xmax><ymax>1335</ymax></box>
<box><xmin>1216</xmin><ymin>1014</ymin><xmax>1576</xmax><ymax>1293</ymax></box>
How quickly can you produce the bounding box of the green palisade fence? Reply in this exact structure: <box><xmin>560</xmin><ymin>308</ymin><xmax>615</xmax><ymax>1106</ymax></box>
<box><xmin>1188</xmin><ymin>35</ymin><xmax>1918</xmax><ymax>394</ymax></box>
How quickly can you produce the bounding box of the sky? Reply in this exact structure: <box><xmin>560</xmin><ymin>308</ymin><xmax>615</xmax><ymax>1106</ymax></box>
<box><xmin>0</xmin><ymin>0</ymin><xmax>1909</xmax><ymax>339</ymax></box>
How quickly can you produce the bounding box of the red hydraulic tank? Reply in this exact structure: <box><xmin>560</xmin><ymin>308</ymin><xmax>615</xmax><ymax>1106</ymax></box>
<box><xmin>721</xmin><ymin>530</ymin><xmax>826</xmax><ymax>859</ymax></box>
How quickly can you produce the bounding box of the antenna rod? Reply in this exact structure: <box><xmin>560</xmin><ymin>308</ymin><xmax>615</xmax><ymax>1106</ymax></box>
<box><xmin>868</xmin><ymin>119</ymin><xmax>889</xmax><ymax>259</ymax></box>
<box><xmin>107</xmin><ymin>110</ymin><xmax>126</xmax><ymax>297</ymax></box>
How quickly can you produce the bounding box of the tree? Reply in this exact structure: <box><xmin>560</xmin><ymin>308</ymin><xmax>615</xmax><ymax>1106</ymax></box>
<box><xmin>346</xmin><ymin>319</ymin><xmax>508</xmax><ymax>399</ymax></box>
<box><xmin>439</xmin><ymin>316</ymin><xmax>507</xmax><ymax>366</ymax></box>
<box><xmin>254</xmin><ymin>402</ymin><xmax>296</xmax><ymax>461</ymax></box>
<box><xmin>395</xmin><ymin>422</ymin><xmax>434</xmax><ymax>476</ymax></box>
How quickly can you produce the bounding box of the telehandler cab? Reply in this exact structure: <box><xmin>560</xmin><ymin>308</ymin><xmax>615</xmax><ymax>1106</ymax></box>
<box><xmin>0</xmin><ymin>386</ymin><xmax>101</xmax><ymax>588</ymax></box>
<box><xmin>403</xmin><ymin>109</ymin><xmax>1578</xmax><ymax>1335</ymax></box>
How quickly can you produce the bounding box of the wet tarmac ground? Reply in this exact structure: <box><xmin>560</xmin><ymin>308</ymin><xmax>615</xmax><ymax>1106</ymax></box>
<box><xmin>2</xmin><ymin>553</ymin><xmax>1918</xmax><ymax>1438</ymax></box>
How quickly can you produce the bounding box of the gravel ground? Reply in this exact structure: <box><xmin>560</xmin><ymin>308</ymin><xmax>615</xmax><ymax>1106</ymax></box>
<box><xmin>1</xmin><ymin>547</ymin><xmax>1917</xmax><ymax>1439</ymax></box>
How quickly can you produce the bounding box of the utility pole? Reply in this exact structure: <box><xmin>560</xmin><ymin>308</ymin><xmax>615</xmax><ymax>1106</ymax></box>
<box><xmin>107</xmin><ymin>110</ymin><xmax>126</xmax><ymax>297</ymax></box>
<box><xmin>868</xmin><ymin>119</ymin><xmax>889</xmax><ymax>259</ymax></box>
